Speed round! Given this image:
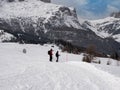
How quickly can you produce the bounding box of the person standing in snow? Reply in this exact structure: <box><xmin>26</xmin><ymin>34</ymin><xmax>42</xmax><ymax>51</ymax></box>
<box><xmin>48</xmin><ymin>49</ymin><xmax>53</xmax><ymax>62</ymax></box>
<box><xmin>56</xmin><ymin>51</ymin><xmax>60</xmax><ymax>62</ymax></box>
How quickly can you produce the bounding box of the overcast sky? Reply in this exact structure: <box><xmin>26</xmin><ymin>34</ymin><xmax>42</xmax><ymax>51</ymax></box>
<box><xmin>52</xmin><ymin>0</ymin><xmax>120</xmax><ymax>20</ymax></box>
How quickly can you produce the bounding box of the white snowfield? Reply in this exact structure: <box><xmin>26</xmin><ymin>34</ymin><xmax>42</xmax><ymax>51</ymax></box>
<box><xmin>0</xmin><ymin>43</ymin><xmax>120</xmax><ymax>90</ymax></box>
<box><xmin>0</xmin><ymin>0</ymin><xmax>60</xmax><ymax>18</ymax></box>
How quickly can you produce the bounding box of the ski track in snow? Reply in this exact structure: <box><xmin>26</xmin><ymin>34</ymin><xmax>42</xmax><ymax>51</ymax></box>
<box><xmin>0</xmin><ymin>43</ymin><xmax>120</xmax><ymax>90</ymax></box>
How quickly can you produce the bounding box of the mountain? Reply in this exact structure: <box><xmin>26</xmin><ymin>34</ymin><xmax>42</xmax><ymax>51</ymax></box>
<box><xmin>0</xmin><ymin>0</ymin><xmax>51</xmax><ymax>3</ymax></box>
<box><xmin>82</xmin><ymin>16</ymin><xmax>120</xmax><ymax>43</ymax></box>
<box><xmin>0</xmin><ymin>0</ymin><xmax>120</xmax><ymax>55</ymax></box>
<box><xmin>0</xmin><ymin>0</ymin><xmax>81</xmax><ymax>41</ymax></box>
<box><xmin>110</xmin><ymin>11</ymin><xmax>120</xmax><ymax>18</ymax></box>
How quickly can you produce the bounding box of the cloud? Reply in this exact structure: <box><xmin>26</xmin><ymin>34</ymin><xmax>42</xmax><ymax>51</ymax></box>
<box><xmin>52</xmin><ymin>0</ymin><xmax>87</xmax><ymax>7</ymax></box>
<box><xmin>77</xmin><ymin>8</ymin><xmax>105</xmax><ymax>20</ymax></box>
<box><xmin>109</xmin><ymin>0</ymin><xmax>120</xmax><ymax>6</ymax></box>
<box><xmin>77</xmin><ymin>0</ymin><xmax>120</xmax><ymax>19</ymax></box>
<box><xmin>52</xmin><ymin>0</ymin><xmax>120</xmax><ymax>20</ymax></box>
<box><xmin>106</xmin><ymin>5</ymin><xmax>119</xmax><ymax>14</ymax></box>
<box><xmin>73</xmin><ymin>0</ymin><xmax>88</xmax><ymax>6</ymax></box>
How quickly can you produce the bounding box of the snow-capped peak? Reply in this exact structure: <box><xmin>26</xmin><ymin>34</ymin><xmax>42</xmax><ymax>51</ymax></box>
<box><xmin>0</xmin><ymin>0</ymin><xmax>51</xmax><ymax>3</ymax></box>
<box><xmin>0</xmin><ymin>0</ymin><xmax>81</xmax><ymax>29</ymax></box>
<box><xmin>0</xmin><ymin>1</ymin><xmax>60</xmax><ymax>18</ymax></box>
<box><xmin>82</xmin><ymin>16</ymin><xmax>120</xmax><ymax>42</ymax></box>
<box><xmin>90</xmin><ymin>17</ymin><xmax>120</xmax><ymax>26</ymax></box>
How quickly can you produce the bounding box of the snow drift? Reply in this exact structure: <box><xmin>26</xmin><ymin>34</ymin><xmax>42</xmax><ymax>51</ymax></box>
<box><xmin>0</xmin><ymin>43</ymin><xmax>120</xmax><ymax>90</ymax></box>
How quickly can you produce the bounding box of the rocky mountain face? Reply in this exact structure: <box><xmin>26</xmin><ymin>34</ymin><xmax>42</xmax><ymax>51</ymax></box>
<box><xmin>82</xmin><ymin>16</ymin><xmax>120</xmax><ymax>43</ymax></box>
<box><xmin>0</xmin><ymin>0</ymin><xmax>120</xmax><ymax>55</ymax></box>
<box><xmin>110</xmin><ymin>11</ymin><xmax>120</xmax><ymax>18</ymax></box>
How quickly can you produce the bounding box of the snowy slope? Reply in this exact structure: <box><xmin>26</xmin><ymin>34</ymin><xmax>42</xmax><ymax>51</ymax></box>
<box><xmin>82</xmin><ymin>17</ymin><xmax>120</xmax><ymax>42</ymax></box>
<box><xmin>0</xmin><ymin>43</ymin><xmax>120</xmax><ymax>90</ymax></box>
<box><xmin>0</xmin><ymin>30</ymin><xmax>16</xmax><ymax>42</ymax></box>
<box><xmin>90</xmin><ymin>17</ymin><xmax>120</xmax><ymax>37</ymax></box>
<box><xmin>0</xmin><ymin>0</ymin><xmax>81</xmax><ymax>29</ymax></box>
<box><xmin>83</xmin><ymin>17</ymin><xmax>120</xmax><ymax>42</ymax></box>
<box><xmin>0</xmin><ymin>1</ymin><xmax>59</xmax><ymax>18</ymax></box>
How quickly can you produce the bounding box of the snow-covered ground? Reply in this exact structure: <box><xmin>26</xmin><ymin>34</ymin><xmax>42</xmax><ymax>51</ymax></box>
<box><xmin>0</xmin><ymin>43</ymin><xmax>120</xmax><ymax>90</ymax></box>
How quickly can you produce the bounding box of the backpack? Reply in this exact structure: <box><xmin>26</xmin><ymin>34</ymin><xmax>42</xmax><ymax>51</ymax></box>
<box><xmin>48</xmin><ymin>50</ymin><xmax>50</xmax><ymax>55</ymax></box>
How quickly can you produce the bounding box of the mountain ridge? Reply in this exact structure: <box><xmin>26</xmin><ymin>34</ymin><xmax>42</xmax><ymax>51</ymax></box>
<box><xmin>82</xmin><ymin>16</ymin><xmax>120</xmax><ymax>43</ymax></box>
<box><xmin>0</xmin><ymin>0</ymin><xmax>120</xmax><ymax>55</ymax></box>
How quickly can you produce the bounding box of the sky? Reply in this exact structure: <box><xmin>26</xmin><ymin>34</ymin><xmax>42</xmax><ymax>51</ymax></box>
<box><xmin>52</xmin><ymin>0</ymin><xmax>120</xmax><ymax>20</ymax></box>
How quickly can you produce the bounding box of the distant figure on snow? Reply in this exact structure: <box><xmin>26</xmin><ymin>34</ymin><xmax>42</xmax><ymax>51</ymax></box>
<box><xmin>48</xmin><ymin>49</ymin><xmax>53</xmax><ymax>62</ymax></box>
<box><xmin>23</xmin><ymin>48</ymin><xmax>27</xmax><ymax>54</ymax></box>
<box><xmin>56</xmin><ymin>51</ymin><xmax>60</xmax><ymax>62</ymax></box>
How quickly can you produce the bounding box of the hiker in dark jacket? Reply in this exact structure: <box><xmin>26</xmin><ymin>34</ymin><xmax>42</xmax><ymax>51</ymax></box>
<box><xmin>56</xmin><ymin>51</ymin><xmax>60</xmax><ymax>62</ymax></box>
<box><xmin>48</xmin><ymin>49</ymin><xmax>53</xmax><ymax>62</ymax></box>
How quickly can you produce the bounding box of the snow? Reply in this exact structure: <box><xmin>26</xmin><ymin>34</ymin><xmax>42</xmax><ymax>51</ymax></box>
<box><xmin>113</xmin><ymin>34</ymin><xmax>120</xmax><ymax>42</ymax></box>
<box><xmin>0</xmin><ymin>1</ymin><xmax>60</xmax><ymax>18</ymax></box>
<box><xmin>78</xmin><ymin>16</ymin><xmax>86</xmax><ymax>24</ymax></box>
<box><xmin>0</xmin><ymin>30</ymin><xmax>15</xmax><ymax>42</ymax></box>
<box><xmin>0</xmin><ymin>43</ymin><xmax>120</xmax><ymax>90</ymax></box>
<box><xmin>87</xmin><ymin>17</ymin><xmax>116</xmax><ymax>38</ymax></box>
<box><xmin>90</xmin><ymin>17</ymin><xmax>120</xmax><ymax>26</ymax></box>
<box><xmin>86</xmin><ymin>17</ymin><xmax>120</xmax><ymax>41</ymax></box>
<box><xmin>83</xmin><ymin>21</ymin><xmax>112</xmax><ymax>38</ymax></box>
<box><xmin>0</xmin><ymin>0</ymin><xmax>81</xmax><ymax>29</ymax></box>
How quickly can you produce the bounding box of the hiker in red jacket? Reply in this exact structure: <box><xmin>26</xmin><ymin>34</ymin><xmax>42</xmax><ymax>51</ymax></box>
<box><xmin>48</xmin><ymin>49</ymin><xmax>53</xmax><ymax>62</ymax></box>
